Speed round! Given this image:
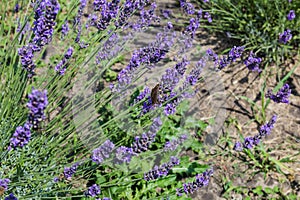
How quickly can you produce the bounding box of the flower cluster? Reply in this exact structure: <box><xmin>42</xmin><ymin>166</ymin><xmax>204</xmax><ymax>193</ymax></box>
<box><xmin>176</xmin><ymin>168</ymin><xmax>213</xmax><ymax>196</ymax></box>
<box><xmin>287</xmin><ymin>10</ymin><xmax>295</xmax><ymax>21</ymax></box>
<box><xmin>115</xmin><ymin>0</ymin><xmax>151</xmax><ymax>28</ymax></box>
<box><xmin>185</xmin><ymin>58</ymin><xmax>205</xmax><ymax>87</ymax></box>
<box><xmin>61</xmin><ymin>20</ymin><xmax>69</xmax><ymax>38</ymax></box>
<box><xmin>144</xmin><ymin>156</ymin><xmax>180</xmax><ymax>181</ymax></box>
<box><xmin>55</xmin><ymin>47</ymin><xmax>74</xmax><ymax>75</ymax></box>
<box><xmin>94</xmin><ymin>0</ymin><xmax>120</xmax><ymax>31</ymax></box>
<box><xmin>0</xmin><ymin>178</ymin><xmax>10</xmax><ymax>191</ymax></box>
<box><xmin>115</xmin><ymin>117</ymin><xmax>162</xmax><ymax>164</ymax></box>
<box><xmin>163</xmin><ymin>134</ymin><xmax>188</xmax><ymax>152</ymax></box>
<box><xmin>27</xmin><ymin>87</ymin><xmax>48</xmax><ymax>129</ymax></box>
<box><xmin>18</xmin><ymin>0</ymin><xmax>60</xmax><ymax>76</ymax></box>
<box><xmin>206</xmin><ymin>46</ymin><xmax>245</xmax><ymax>70</ymax></box>
<box><xmin>244</xmin><ymin>51</ymin><xmax>262</xmax><ymax>73</ymax></box>
<box><xmin>233</xmin><ymin>115</ymin><xmax>277</xmax><ymax>151</ymax></box>
<box><xmin>18</xmin><ymin>45</ymin><xmax>36</xmax><ymax>77</ymax></box>
<box><xmin>32</xmin><ymin>0</ymin><xmax>60</xmax><ymax>51</ymax></box>
<box><xmin>131</xmin><ymin>3</ymin><xmax>159</xmax><ymax>31</ymax></box>
<box><xmin>266</xmin><ymin>83</ymin><xmax>291</xmax><ymax>104</ymax></box>
<box><xmin>133</xmin><ymin>87</ymin><xmax>150</xmax><ymax>105</ymax></box>
<box><xmin>4</xmin><ymin>193</ymin><xmax>18</xmax><ymax>200</ymax></box>
<box><xmin>8</xmin><ymin>123</ymin><xmax>31</xmax><ymax>150</ymax></box>
<box><xmin>180</xmin><ymin>0</ymin><xmax>195</xmax><ymax>15</ymax></box>
<box><xmin>91</xmin><ymin>140</ymin><xmax>115</xmax><ymax>164</ymax></box>
<box><xmin>279</xmin><ymin>29</ymin><xmax>292</xmax><ymax>44</ymax></box>
<box><xmin>64</xmin><ymin>162</ymin><xmax>79</xmax><ymax>180</ymax></box>
<box><xmin>74</xmin><ymin>0</ymin><xmax>86</xmax><ymax>43</ymax></box>
<box><xmin>85</xmin><ymin>184</ymin><xmax>101</xmax><ymax>197</ymax></box>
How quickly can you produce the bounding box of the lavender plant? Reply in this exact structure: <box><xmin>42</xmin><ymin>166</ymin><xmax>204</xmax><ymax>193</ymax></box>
<box><xmin>1</xmin><ymin>0</ymin><xmax>298</xmax><ymax>199</ymax></box>
<box><xmin>194</xmin><ymin>0</ymin><xmax>300</xmax><ymax>65</ymax></box>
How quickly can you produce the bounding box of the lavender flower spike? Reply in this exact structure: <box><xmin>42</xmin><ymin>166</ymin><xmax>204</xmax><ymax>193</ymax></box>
<box><xmin>18</xmin><ymin>45</ymin><xmax>36</xmax><ymax>77</ymax></box>
<box><xmin>4</xmin><ymin>193</ymin><xmax>18</xmax><ymax>200</ymax></box>
<box><xmin>233</xmin><ymin>115</ymin><xmax>277</xmax><ymax>151</ymax></box>
<box><xmin>64</xmin><ymin>162</ymin><xmax>79</xmax><ymax>180</ymax></box>
<box><xmin>176</xmin><ymin>168</ymin><xmax>213</xmax><ymax>196</ymax></box>
<box><xmin>27</xmin><ymin>87</ymin><xmax>48</xmax><ymax>129</ymax></box>
<box><xmin>85</xmin><ymin>184</ymin><xmax>101</xmax><ymax>197</ymax></box>
<box><xmin>266</xmin><ymin>83</ymin><xmax>291</xmax><ymax>104</ymax></box>
<box><xmin>144</xmin><ymin>156</ymin><xmax>180</xmax><ymax>181</ymax></box>
<box><xmin>279</xmin><ymin>29</ymin><xmax>292</xmax><ymax>44</ymax></box>
<box><xmin>287</xmin><ymin>10</ymin><xmax>296</xmax><ymax>21</ymax></box>
<box><xmin>244</xmin><ymin>51</ymin><xmax>262</xmax><ymax>73</ymax></box>
<box><xmin>55</xmin><ymin>47</ymin><xmax>74</xmax><ymax>75</ymax></box>
<box><xmin>91</xmin><ymin>139</ymin><xmax>115</xmax><ymax>164</ymax></box>
<box><xmin>0</xmin><ymin>178</ymin><xmax>10</xmax><ymax>191</ymax></box>
<box><xmin>9</xmin><ymin>123</ymin><xmax>31</xmax><ymax>150</ymax></box>
<box><xmin>32</xmin><ymin>0</ymin><xmax>60</xmax><ymax>51</ymax></box>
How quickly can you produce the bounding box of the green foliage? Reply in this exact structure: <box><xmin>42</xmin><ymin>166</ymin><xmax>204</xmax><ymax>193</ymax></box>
<box><xmin>195</xmin><ymin>0</ymin><xmax>300</xmax><ymax>64</ymax></box>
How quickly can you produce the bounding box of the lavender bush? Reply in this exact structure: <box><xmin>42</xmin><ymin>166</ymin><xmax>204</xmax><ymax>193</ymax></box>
<box><xmin>0</xmin><ymin>0</ymin><xmax>298</xmax><ymax>199</ymax></box>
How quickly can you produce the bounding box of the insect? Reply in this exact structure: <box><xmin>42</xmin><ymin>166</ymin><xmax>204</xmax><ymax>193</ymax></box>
<box><xmin>0</xmin><ymin>186</ymin><xmax>5</xmax><ymax>196</ymax></box>
<box><xmin>150</xmin><ymin>83</ymin><xmax>161</xmax><ymax>105</ymax></box>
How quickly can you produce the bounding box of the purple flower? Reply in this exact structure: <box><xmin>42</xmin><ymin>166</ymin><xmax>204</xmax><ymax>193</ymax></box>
<box><xmin>266</xmin><ymin>84</ymin><xmax>291</xmax><ymax>104</ymax></box>
<box><xmin>244</xmin><ymin>51</ymin><xmax>262</xmax><ymax>73</ymax></box>
<box><xmin>0</xmin><ymin>178</ymin><xmax>10</xmax><ymax>190</ymax></box>
<box><xmin>206</xmin><ymin>49</ymin><xmax>219</xmax><ymax>66</ymax></box>
<box><xmin>94</xmin><ymin>0</ymin><xmax>120</xmax><ymax>30</ymax></box>
<box><xmin>180</xmin><ymin>0</ymin><xmax>195</xmax><ymax>15</ymax></box>
<box><xmin>287</xmin><ymin>10</ymin><xmax>295</xmax><ymax>20</ymax></box>
<box><xmin>204</xmin><ymin>12</ymin><xmax>212</xmax><ymax>23</ymax></box>
<box><xmin>203</xmin><ymin>0</ymin><xmax>209</xmax><ymax>2</ymax></box>
<box><xmin>32</xmin><ymin>0</ymin><xmax>60</xmax><ymax>51</ymax></box>
<box><xmin>258</xmin><ymin>115</ymin><xmax>277</xmax><ymax>137</ymax></box>
<box><xmin>207</xmin><ymin>46</ymin><xmax>244</xmax><ymax>70</ymax></box>
<box><xmin>228</xmin><ymin>46</ymin><xmax>244</xmax><ymax>63</ymax></box>
<box><xmin>234</xmin><ymin>115</ymin><xmax>277</xmax><ymax>151</ymax></box>
<box><xmin>132</xmin><ymin>133</ymin><xmax>154</xmax><ymax>153</ymax></box>
<box><xmin>279</xmin><ymin>29</ymin><xmax>292</xmax><ymax>44</ymax></box>
<box><xmin>55</xmin><ymin>47</ymin><xmax>74</xmax><ymax>75</ymax></box>
<box><xmin>27</xmin><ymin>87</ymin><xmax>48</xmax><ymax>129</ymax></box>
<box><xmin>133</xmin><ymin>87</ymin><xmax>151</xmax><ymax>105</ymax></box>
<box><xmin>91</xmin><ymin>140</ymin><xmax>115</xmax><ymax>164</ymax></box>
<box><xmin>18</xmin><ymin>45</ymin><xmax>36</xmax><ymax>77</ymax></box>
<box><xmin>175</xmin><ymin>57</ymin><xmax>189</xmax><ymax>76</ymax></box>
<box><xmin>233</xmin><ymin>141</ymin><xmax>243</xmax><ymax>151</ymax></box>
<box><xmin>115</xmin><ymin>146</ymin><xmax>135</xmax><ymax>164</ymax></box>
<box><xmin>64</xmin><ymin>163</ymin><xmax>79</xmax><ymax>180</ymax></box>
<box><xmin>176</xmin><ymin>168</ymin><xmax>213</xmax><ymax>196</ymax></box>
<box><xmin>144</xmin><ymin>156</ymin><xmax>180</xmax><ymax>181</ymax></box>
<box><xmin>9</xmin><ymin>123</ymin><xmax>31</xmax><ymax>149</ymax></box>
<box><xmin>94</xmin><ymin>0</ymin><xmax>106</xmax><ymax>11</ymax></box>
<box><xmin>164</xmin><ymin>134</ymin><xmax>188</xmax><ymax>152</ymax></box>
<box><xmin>14</xmin><ymin>3</ymin><xmax>20</xmax><ymax>13</ymax></box>
<box><xmin>4</xmin><ymin>193</ymin><xmax>18</xmax><ymax>200</ymax></box>
<box><xmin>164</xmin><ymin>103</ymin><xmax>176</xmax><ymax>116</ymax></box>
<box><xmin>53</xmin><ymin>177</ymin><xmax>59</xmax><ymax>182</ymax></box>
<box><xmin>131</xmin><ymin>3</ymin><xmax>159</xmax><ymax>31</ymax></box>
<box><xmin>115</xmin><ymin>0</ymin><xmax>136</xmax><ymax>28</ymax></box>
<box><xmin>161</xmin><ymin>9</ymin><xmax>171</xmax><ymax>19</ymax></box>
<box><xmin>132</xmin><ymin>117</ymin><xmax>162</xmax><ymax>153</ymax></box>
<box><xmin>243</xmin><ymin>137</ymin><xmax>254</xmax><ymax>149</ymax></box>
<box><xmin>185</xmin><ymin>17</ymin><xmax>200</xmax><ymax>39</ymax></box>
<box><xmin>185</xmin><ymin>58</ymin><xmax>205</xmax><ymax>86</ymax></box>
<box><xmin>85</xmin><ymin>184</ymin><xmax>101</xmax><ymax>197</ymax></box>
<box><xmin>61</xmin><ymin>20</ymin><xmax>69</xmax><ymax>38</ymax></box>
